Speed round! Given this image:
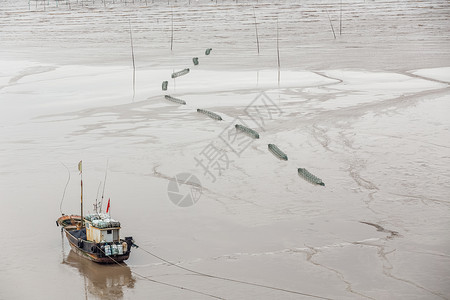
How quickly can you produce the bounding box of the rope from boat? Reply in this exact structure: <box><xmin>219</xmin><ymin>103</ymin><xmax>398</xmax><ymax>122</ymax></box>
<box><xmin>59</xmin><ymin>162</ymin><xmax>71</xmax><ymax>215</ymax></box>
<box><xmin>93</xmin><ymin>245</ymin><xmax>224</xmax><ymax>300</ymax></box>
<box><xmin>137</xmin><ymin>246</ymin><xmax>333</xmax><ymax>300</ymax></box>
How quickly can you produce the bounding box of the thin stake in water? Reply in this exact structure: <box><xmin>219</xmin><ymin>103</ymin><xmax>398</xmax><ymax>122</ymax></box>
<box><xmin>325</xmin><ymin>9</ymin><xmax>336</xmax><ymax>39</ymax></box>
<box><xmin>340</xmin><ymin>0</ymin><xmax>342</xmax><ymax>36</ymax></box>
<box><xmin>129</xmin><ymin>21</ymin><xmax>136</xmax><ymax>101</ymax></box>
<box><xmin>170</xmin><ymin>7</ymin><xmax>174</xmax><ymax>51</ymax></box>
<box><xmin>276</xmin><ymin>17</ymin><xmax>280</xmax><ymax>86</ymax></box>
<box><xmin>253</xmin><ymin>6</ymin><xmax>260</xmax><ymax>55</ymax></box>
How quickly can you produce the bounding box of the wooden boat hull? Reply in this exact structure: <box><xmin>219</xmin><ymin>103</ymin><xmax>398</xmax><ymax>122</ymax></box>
<box><xmin>67</xmin><ymin>237</ymin><xmax>129</xmax><ymax>264</ymax></box>
<box><xmin>58</xmin><ymin>219</ymin><xmax>133</xmax><ymax>264</ymax></box>
<box><xmin>63</xmin><ymin>228</ymin><xmax>132</xmax><ymax>264</ymax></box>
<box><xmin>56</xmin><ymin>215</ymin><xmax>81</xmax><ymax>228</ymax></box>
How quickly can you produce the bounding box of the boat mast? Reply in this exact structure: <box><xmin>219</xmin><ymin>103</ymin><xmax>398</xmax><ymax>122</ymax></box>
<box><xmin>100</xmin><ymin>160</ymin><xmax>108</xmax><ymax>213</ymax></box>
<box><xmin>94</xmin><ymin>181</ymin><xmax>101</xmax><ymax>214</ymax></box>
<box><xmin>78</xmin><ymin>160</ymin><xmax>84</xmax><ymax>228</ymax></box>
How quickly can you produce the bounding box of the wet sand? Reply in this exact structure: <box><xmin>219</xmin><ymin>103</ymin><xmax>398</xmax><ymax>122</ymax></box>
<box><xmin>1</xmin><ymin>0</ymin><xmax>449</xmax><ymax>299</ymax></box>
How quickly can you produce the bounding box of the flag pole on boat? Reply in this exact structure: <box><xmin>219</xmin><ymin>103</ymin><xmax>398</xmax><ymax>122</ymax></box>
<box><xmin>106</xmin><ymin>198</ymin><xmax>111</xmax><ymax>217</ymax></box>
<box><xmin>78</xmin><ymin>160</ymin><xmax>84</xmax><ymax>228</ymax></box>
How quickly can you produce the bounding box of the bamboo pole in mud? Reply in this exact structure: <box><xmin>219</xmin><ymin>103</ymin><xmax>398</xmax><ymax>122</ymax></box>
<box><xmin>170</xmin><ymin>8</ymin><xmax>174</xmax><ymax>51</ymax></box>
<box><xmin>340</xmin><ymin>0</ymin><xmax>342</xmax><ymax>36</ymax></box>
<box><xmin>172</xmin><ymin>68</ymin><xmax>176</xmax><ymax>90</ymax></box>
<box><xmin>129</xmin><ymin>21</ymin><xmax>136</xmax><ymax>101</ymax></box>
<box><xmin>325</xmin><ymin>9</ymin><xmax>336</xmax><ymax>39</ymax></box>
<box><xmin>276</xmin><ymin>17</ymin><xmax>280</xmax><ymax>86</ymax></box>
<box><xmin>253</xmin><ymin>6</ymin><xmax>260</xmax><ymax>55</ymax></box>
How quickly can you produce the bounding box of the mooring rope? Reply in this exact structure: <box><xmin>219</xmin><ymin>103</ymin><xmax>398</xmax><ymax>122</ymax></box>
<box><xmin>137</xmin><ymin>246</ymin><xmax>333</xmax><ymax>300</ymax></box>
<box><xmin>59</xmin><ymin>162</ymin><xmax>71</xmax><ymax>215</ymax></box>
<box><xmin>93</xmin><ymin>245</ymin><xmax>224</xmax><ymax>299</ymax></box>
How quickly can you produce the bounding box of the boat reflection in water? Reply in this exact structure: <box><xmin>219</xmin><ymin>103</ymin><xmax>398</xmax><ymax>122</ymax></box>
<box><xmin>63</xmin><ymin>250</ymin><xmax>135</xmax><ymax>299</ymax></box>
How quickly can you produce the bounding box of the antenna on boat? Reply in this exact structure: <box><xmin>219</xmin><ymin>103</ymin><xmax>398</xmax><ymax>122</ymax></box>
<box><xmin>100</xmin><ymin>160</ymin><xmax>109</xmax><ymax>213</ymax></box>
<box><xmin>94</xmin><ymin>181</ymin><xmax>102</xmax><ymax>214</ymax></box>
<box><xmin>78</xmin><ymin>160</ymin><xmax>84</xmax><ymax>228</ymax></box>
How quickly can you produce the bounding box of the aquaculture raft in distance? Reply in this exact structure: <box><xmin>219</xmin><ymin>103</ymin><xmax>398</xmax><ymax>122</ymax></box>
<box><xmin>235</xmin><ymin>124</ymin><xmax>259</xmax><ymax>139</ymax></box>
<box><xmin>197</xmin><ymin>109</ymin><xmax>222</xmax><ymax>121</ymax></box>
<box><xmin>171</xmin><ymin>68</ymin><xmax>190</xmax><ymax>79</ymax></box>
<box><xmin>268</xmin><ymin>144</ymin><xmax>288</xmax><ymax>161</ymax></box>
<box><xmin>165</xmin><ymin>95</ymin><xmax>186</xmax><ymax>105</ymax></box>
<box><xmin>298</xmin><ymin>168</ymin><xmax>325</xmax><ymax>186</ymax></box>
<box><xmin>162</xmin><ymin>81</ymin><xmax>168</xmax><ymax>90</ymax></box>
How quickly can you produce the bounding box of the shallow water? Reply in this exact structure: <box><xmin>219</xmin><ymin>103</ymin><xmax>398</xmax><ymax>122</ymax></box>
<box><xmin>0</xmin><ymin>1</ymin><xmax>449</xmax><ymax>299</ymax></box>
<box><xmin>1</xmin><ymin>0</ymin><xmax>449</xmax><ymax>70</ymax></box>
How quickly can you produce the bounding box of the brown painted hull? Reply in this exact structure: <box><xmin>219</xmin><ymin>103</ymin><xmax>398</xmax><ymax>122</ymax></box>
<box><xmin>63</xmin><ymin>229</ymin><xmax>131</xmax><ymax>264</ymax></box>
<box><xmin>57</xmin><ymin>215</ymin><xmax>81</xmax><ymax>228</ymax></box>
<box><xmin>57</xmin><ymin>213</ymin><xmax>133</xmax><ymax>264</ymax></box>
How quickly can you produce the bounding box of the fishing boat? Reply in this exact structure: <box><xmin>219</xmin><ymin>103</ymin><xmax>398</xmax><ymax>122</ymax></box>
<box><xmin>56</xmin><ymin>161</ymin><xmax>136</xmax><ymax>264</ymax></box>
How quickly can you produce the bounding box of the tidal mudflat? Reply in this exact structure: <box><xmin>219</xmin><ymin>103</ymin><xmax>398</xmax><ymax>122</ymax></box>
<box><xmin>0</xmin><ymin>0</ymin><xmax>449</xmax><ymax>299</ymax></box>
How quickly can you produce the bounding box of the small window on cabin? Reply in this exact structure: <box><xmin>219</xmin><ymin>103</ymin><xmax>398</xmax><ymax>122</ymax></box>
<box><xmin>107</xmin><ymin>230</ymin><xmax>112</xmax><ymax>234</ymax></box>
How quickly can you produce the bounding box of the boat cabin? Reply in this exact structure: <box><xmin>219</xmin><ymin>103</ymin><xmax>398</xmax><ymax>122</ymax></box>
<box><xmin>84</xmin><ymin>214</ymin><xmax>121</xmax><ymax>243</ymax></box>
